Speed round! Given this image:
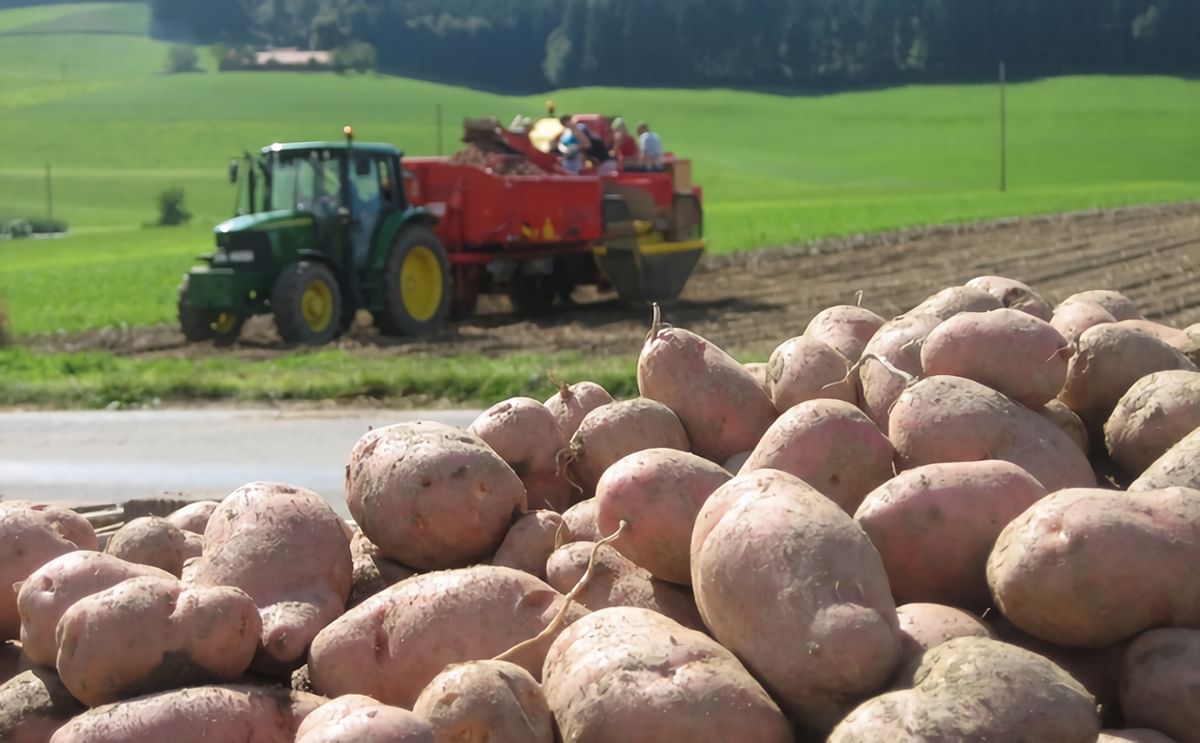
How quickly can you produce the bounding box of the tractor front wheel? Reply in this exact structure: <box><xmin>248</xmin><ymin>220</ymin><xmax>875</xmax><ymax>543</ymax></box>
<box><xmin>178</xmin><ymin>280</ymin><xmax>244</xmax><ymax>345</ymax></box>
<box><xmin>272</xmin><ymin>261</ymin><xmax>343</xmax><ymax>345</ymax></box>
<box><xmin>378</xmin><ymin>226</ymin><xmax>451</xmax><ymax>336</ymax></box>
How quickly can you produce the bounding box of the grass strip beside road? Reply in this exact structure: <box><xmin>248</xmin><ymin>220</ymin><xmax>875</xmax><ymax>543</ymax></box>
<box><xmin>0</xmin><ymin>348</ymin><xmax>646</xmax><ymax>409</ymax></box>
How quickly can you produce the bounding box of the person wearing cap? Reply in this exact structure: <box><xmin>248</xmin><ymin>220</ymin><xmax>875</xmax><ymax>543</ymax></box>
<box><xmin>637</xmin><ymin>121</ymin><xmax>663</xmax><ymax>171</ymax></box>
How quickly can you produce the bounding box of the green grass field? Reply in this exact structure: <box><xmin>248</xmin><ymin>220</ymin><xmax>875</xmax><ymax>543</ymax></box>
<box><xmin>1</xmin><ymin>5</ymin><xmax>1198</xmax><ymax>345</ymax></box>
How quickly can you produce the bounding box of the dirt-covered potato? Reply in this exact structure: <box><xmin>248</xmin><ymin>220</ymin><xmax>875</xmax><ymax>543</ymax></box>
<box><xmin>559</xmin><ymin>498</ymin><xmax>602</xmax><ymax>543</ymax></box>
<box><xmin>0</xmin><ymin>668</ymin><xmax>84</xmax><ymax>743</ymax></box>
<box><xmin>765</xmin><ymin>335</ymin><xmax>856</xmax><ymax>411</ymax></box>
<box><xmin>803</xmin><ymin>304</ymin><xmax>886</xmax><ymax>363</ymax></box>
<box><xmin>295</xmin><ymin>694</ymin><xmax>434</xmax><ymax>743</ymax></box>
<box><xmin>543</xmin><ymin>380</ymin><xmax>614</xmax><ymax>439</ymax></box>
<box><xmin>965</xmin><ymin>275</ymin><xmax>1053</xmax><ymax>321</ymax></box>
<box><xmin>491</xmin><ymin>510</ymin><xmax>564</xmax><ymax>580</ymax></box>
<box><xmin>413</xmin><ymin>660</ymin><xmax>553</xmax><ymax>743</ymax></box>
<box><xmin>469</xmin><ymin>396</ymin><xmax>572</xmax><ymax>512</ymax></box>
<box><xmin>568</xmin><ymin>398</ymin><xmax>690</xmax><ymax>499</ymax></box>
<box><xmin>1105</xmin><ymin>369</ymin><xmax>1200</xmax><ymax>476</ymax></box>
<box><xmin>164</xmin><ymin>500</ymin><xmax>220</xmax><ymax>535</ymax></box>
<box><xmin>348</xmin><ymin>529</ymin><xmax>415</xmax><ymax>607</ymax></box>
<box><xmin>1120</xmin><ymin>628</ymin><xmax>1200</xmax><ymax>743</ymax></box>
<box><xmin>895</xmin><ymin>603</ymin><xmax>995</xmax><ymax>667</ymax></box>
<box><xmin>104</xmin><ymin>516</ymin><xmax>189</xmax><ymax>577</ymax></box>
<box><xmin>1</xmin><ymin>506</ymin><xmax>82</xmax><ymax>640</ymax></box>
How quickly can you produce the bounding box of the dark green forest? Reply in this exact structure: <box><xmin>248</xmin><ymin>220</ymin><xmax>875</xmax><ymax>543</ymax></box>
<box><xmin>12</xmin><ymin>0</ymin><xmax>1200</xmax><ymax>90</ymax></box>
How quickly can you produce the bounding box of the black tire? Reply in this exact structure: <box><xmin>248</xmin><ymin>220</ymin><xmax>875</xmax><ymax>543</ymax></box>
<box><xmin>271</xmin><ymin>261</ymin><xmax>343</xmax><ymax>345</ymax></box>
<box><xmin>509</xmin><ymin>272</ymin><xmax>557</xmax><ymax>316</ymax></box>
<box><xmin>211</xmin><ymin>313</ymin><xmax>245</xmax><ymax>347</ymax></box>
<box><xmin>178</xmin><ymin>279</ymin><xmax>244</xmax><ymax>345</ymax></box>
<box><xmin>378</xmin><ymin>226</ymin><xmax>452</xmax><ymax>337</ymax></box>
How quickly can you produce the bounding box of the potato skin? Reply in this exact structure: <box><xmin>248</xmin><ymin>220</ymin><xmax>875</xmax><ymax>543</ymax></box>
<box><xmin>638</xmin><ymin>322</ymin><xmax>776</xmax><ymax>463</ymax></box>
<box><xmin>894</xmin><ymin>602</ymin><xmax>994</xmax><ymax>667</ymax></box>
<box><xmin>855</xmin><ymin>460</ymin><xmax>1047</xmax><ymax>610</ymax></box>
<box><xmin>542</xmin><ymin>607</ymin><xmax>792</xmax><ymax>743</ymax></box>
<box><xmin>544</xmin><ymin>381</ymin><xmax>614</xmax><ymax>439</ymax></box>
<box><xmin>296</xmin><ymin>694</ymin><xmax>434</xmax><ymax>743</ymax></box>
<box><xmin>858</xmin><ymin>311</ymin><xmax>942</xmax><ymax>430</ymax></box>
<box><xmin>766</xmin><ymin>335</ymin><xmax>856</xmax><ymax>412</ymax></box>
<box><xmin>1129</xmin><ymin>427</ymin><xmax>1200</xmax><ymax>491</ymax></box>
<box><xmin>49</xmin><ymin>684</ymin><xmax>326</xmax><ymax>743</ymax></box>
<box><xmin>568</xmin><ymin>398</ymin><xmax>689</xmax><ymax>498</ymax></box>
<box><xmin>491</xmin><ymin>510</ymin><xmax>564</xmax><ymax>580</ymax></box>
<box><xmin>1039</xmin><ymin>398</ymin><xmax>1089</xmax><ymax>453</ymax></box>
<box><xmin>0</xmin><ymin>668</ymin><xmax>84</xmax><ymax>743</ymax></box>
<box><xmin>165</xmin><ymin>500</ymin><xmax>220</xmax><ymax>535</ymax></box>
<box><xmin>691</xmin><ymin>469</ymin><xmax>900</xmax><ymax>732</ymax></box>
<box><xmin>965</xmin><ymin>275</ymin><xmax>1053</xmax><ymax>321</ymax></box>
<box><xmin>308</xmin><ymin>565</ymin><xmax>587</xmax><ymax>709</ymax></box>
<box><xmin>595</xmin><ymin>448</ymin><xmax>730</xmax><ymax>584</ymax></box>
<box><xmin>1052</xmin><ymin>299</ymin><xmax>1116</xmax><ymax>344</ymax></box>
<box><xmin>18</xmin><ymin>550</ymin><xmax>173</xmax><ymax>667</ymax></box>
<box><xmin>1120</xmin><ymin>628</ymin><xmax>1200</xmax><ymax>743</ymax></box>
<box><xmin>348</xmin><ymin>529</ymin><xmax>415</xmax><ymax>608</ymax></box>
<box><xmin>741</xmin><ymin>398</ymin><xmax>894</xmax><ymax>514</ymax></box>
<box><xmin>804</xmin><ymin>304</ymin><xmax>886</xmax><ymax>363</ymax></box>
<box><xmin>55</xmin><ymin>575</ymin><xmax>262</xmax><ymax>706</ymax></box>
<box><xmin>104</xmin><ymin>516</ymin><xmax>189</xmax><ymax>577</ymax></box>
<box><xmin>1</xmin><ymin>502</ymin><xmax>98</xmax><ymax>552</ymax></box>
<box><xmin>559</xmin><ymin>498</ymin><xmax>602</xmax><ymax>543</ymax></box>
<box><xmin>889</xmin><ymin>375</ymin><xmax>1096</xmax><ymax>492</ymax></box>
<box><xmin>987</xmin><ymin>487</ymin><xmax>1200</xmax><ymax>647</ymax></box>
<box><xmin>346</xmin><ymin>422</ymin><xmax>527</xmax><ymax>569</ymax></box>
<box><xmin>828</xmin><ymin>636</ymin><xmax>1099</xmax><ymax>742</ymax></box>
<box><xmin>469</xmin><ymin>397</ymin><xmax>572</xmax><ymax>511</ymax></box>
<box><xmin>1060</xmin><ymin>290</ymin><xmax>1142</xmax><ymax>321</ymax></box>
<box><xmin>0</xmin><ymin>507</ymin><xmax>80</xmax><ymax>640</ymax></box>
<box><xmin>920</xmin><ymin>308</ymin><xmax>1070</xmax><ymax>408</ymax></box>
<box><xmin>413</xmin><ymin>660</ymin><xmax>553</xmax><ymax>743</ymax></box>
<box><xmin>1105</xmin><ymin>370</ymin><xmax>1200</xmax><ymax>476</ymax></box>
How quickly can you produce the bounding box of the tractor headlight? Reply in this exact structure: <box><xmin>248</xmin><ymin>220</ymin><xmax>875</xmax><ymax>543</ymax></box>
<box><xmin>227</xmin><ymin>250</ymin><xmax>256</xmax><ymax>263</ymax></box>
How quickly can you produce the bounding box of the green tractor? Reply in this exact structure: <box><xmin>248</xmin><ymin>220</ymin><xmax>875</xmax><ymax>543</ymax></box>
<box><xmin>178</xmin><ymin>131</ymin><xmax>449</xmax><ymax>346</ymax></box>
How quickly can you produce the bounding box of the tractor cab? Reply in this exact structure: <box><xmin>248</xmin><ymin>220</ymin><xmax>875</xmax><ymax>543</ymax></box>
<box><xmin>179</xmin><ymin>133</ymin><xmax>447</xmax><ymax>346</ymax></box>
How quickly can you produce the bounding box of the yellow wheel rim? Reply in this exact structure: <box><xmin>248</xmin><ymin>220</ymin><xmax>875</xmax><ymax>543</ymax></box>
<box><xmin>400</xmin><ymin>246</ymin><xmax>442</xmax><ymax>322</ymax></box>
<box><xmin>301</xmin><ymin>279</ymin><xmax>334</xmax><ymax>332</ymax></box>
<box><xmin>213</xmin><ymin>312</ymin><xmax>239</xmax><ymax>334</ymax></box>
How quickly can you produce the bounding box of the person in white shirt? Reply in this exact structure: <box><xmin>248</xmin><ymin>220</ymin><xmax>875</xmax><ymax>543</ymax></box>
<box><xmin>637</xmin><ymin>122</ymin><xmax>663</xmax><ymax>171</ymax></box>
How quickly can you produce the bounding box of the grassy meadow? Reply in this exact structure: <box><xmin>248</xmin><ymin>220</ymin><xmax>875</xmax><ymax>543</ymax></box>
<box><xmin>0</xmin><ymin>3</ymin><xmax>1197</xmax><ymax>405</ymax></box>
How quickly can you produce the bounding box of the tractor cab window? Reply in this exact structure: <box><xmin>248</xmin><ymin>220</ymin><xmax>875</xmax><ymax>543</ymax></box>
<box><xmin>268</xmin><ymin>150</ymin><xmax>341</xmax><ymax>215</ymax></box>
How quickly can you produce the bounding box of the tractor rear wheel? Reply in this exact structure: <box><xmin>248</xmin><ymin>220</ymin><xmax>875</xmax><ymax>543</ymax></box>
<box><xmin>272</xmin><ymin>261</ymin><xmax>343</xmax><ymax>345</ymax></box>
<box><xmin>178</xmin><ymin>280</ymin><xmax>244</xmax><ymax>345</ymax></box>
<box><xmin>378</xmin><ymin>226</ymin><xmax>451</xmax><ymax>336</ymax></box>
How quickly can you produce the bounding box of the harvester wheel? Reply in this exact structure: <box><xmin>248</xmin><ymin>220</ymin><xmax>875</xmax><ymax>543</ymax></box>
<box><xmin>177</xmin><ymin>280</ymin><xmax>243</xmax><ymax>345</ymax></box>
<box><xmin>378</xmin><ymin>226</ymin><xmax>451</xmax><ymax>336</ymax></box>
<box><xmin>271</xmin><ymin>261</ymin><xmax>343</xmax><ymax>345</ymax></box>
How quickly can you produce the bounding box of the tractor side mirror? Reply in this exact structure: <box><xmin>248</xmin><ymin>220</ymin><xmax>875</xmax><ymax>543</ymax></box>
<box><xmin>228</xmin><ymin>159</ymin><xmax>239</xmax><ymax>184</ymax></box>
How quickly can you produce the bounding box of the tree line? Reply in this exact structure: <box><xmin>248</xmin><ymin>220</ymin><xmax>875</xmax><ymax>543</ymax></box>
<box><xmin>143</xmin><ymin>0</ymin><xmax>1200</xmax><ymax>90</ymax></box>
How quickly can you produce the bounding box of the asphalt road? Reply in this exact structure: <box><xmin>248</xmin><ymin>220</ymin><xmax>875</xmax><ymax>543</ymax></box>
<box><xmin>0</xmin><ymin>408</ymin><xmax>480</xmax><ymax>518</ymax></box>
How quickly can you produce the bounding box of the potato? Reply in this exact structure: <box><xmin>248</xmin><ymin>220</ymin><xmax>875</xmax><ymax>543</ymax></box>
<box><xmin>1052</xmin><ymin>298</ymin><xmax>1116</xmax><ymax>343</ymax></box>
<box><xmin>904</xmin><ymin>285</ymin><xmax>1003</xmax><ymax>319</ymax></box>
<box><xmin>1119</xmin><ymin>318</ymin><xmax>1195</xmax><ymax>353</ymax></box>
<box><xmin>348</xmin><ymin>529</ymin><xmax>414</xmax><ymax>607</ymax></box>
<box><xmin>1105</xmin><ymin>370</ymin><xmax>1200</xmax><ymax>476</ymax></box>
<box><xmin>740</xmin><ymin>398</ymin><xmax>895</xmax><ymax>514</ymax></box>
<box><xmin>691</xmin><ymin>469</ymin><xmax>900</xmax><ymax>732</ymax></box>
<box><xmin>595</xmin><ymin>448</ymin><xmax>730</xmax><ymax>584</ymax></box>
<box><xmin>491</xmin><ymin>510</ymin><xmax>564</xmax><ymax>580</ymax></box>
<box><xmin>55</xmin><ymin>575</ymin><xmax>262</xmax><ymax>706</ymax></box>
<box><xmin>856</xmin><ymin>460</ymin><xmax>1046</xmax><ymax>609</ymax></box>
<box><xmin>469</xmin><ymin>397</ymin><xmax>572</xmax><ymax>512</ymax></box>
<box><xmin>965</xmin><ymin>275</ymin><xmax>1053</xmax><ymax>321</ymax></box>
<box><xmin>544</xmin><ymin>541</ymin><xmax>703</xmax><ymax>630</ymax></box>
<box><xmin>542</xmin><ymin>607</ymin><xmax>792</xmax><ymax>743</ymax></box>
<box><xmin>1060</xmin><ymin>289</ymin><xmax>1142</xmax><ymax>320</ymax></box>
<box><xmin>920</xmin><ymin>308</ymin><xmax>1070</xmax><ymax>408</ymax></box>
<box><xmin>637</xmin><ymin>311</ymin><xmax>776</xmax><ymax>463</ymax></box>
<box><xmin>895</xmin><ymin>602</ymin><xmax>994</xmax><ymax>667</ymax></box>
<box><xmin>766</xmin><ymin>335</ymin><xmax>855</xmax><ymax>412</ymax></box>
<box><xmin>49</xmin><ymin>685</ymin><xmax>326</xmax><ymax>743</ymax></box>
<box><xmin>543</xmin><ymin>380</ymin><xmax>614</xmax><ymax>439</ymax></box>
<box><xmin>1120</xmin><ymin>628</ymin><xmax>1200</xmax><ymax>743</ymax></box>
<box><xmin>18</xmin><ymin>550</ymin><xmax>173</xmax><ymax>667</ymax></box>
<box><xmin>104</xmin><ymin>516</ymin><xmax>189</xmax><ymax>577</ymax></box>
<box><xmin>164</xmin><ymin>500</ymin><xmax>220</xmax><ymax>534</ymax></box>
<box><xmin>987</xmin><ymin>487</ymin><xmax>1200</xmax><ymax>647</ymax></box>
<box><xmin>308</xmin><ymin>565</ymin><xmax>587</xmax><ymax>709</ymax></box>
<box><xmin>858</xmin><ymin>311</ymin><xmax>942</xmax><ymax>430</ymax></box>
<box><xmin>1058</xmin><ymin>323</ymin><xmax>1197</xmax><ymax>438</ymax></box>
<box><xmin>828</xmin><ymin>636</ymin><xmax>1099</xmax><ymax>742</ymax></box>
<box><xmin>804</xmin><ymin>304</ymin><xmax>886</xmax><ymax>362</ymax></box>
<box><xmin>560</xmin><ymin>498</ymin><xmax>601</xmax><ymax>543</ymax></box>
<box><xmin>1098</xmin><ymin>731</ymin><xmax>1179</xmax><ymax>743</ymax></box>
<box><xmin>0</xmin><ymin>507</ymin><xmax>81</xmax><ymax>639</ymax></box>
<box><xmin>412</xmin><ymin>660</ymin><xmax>553</xmax><ymax>743</ymax></box>
<box><xmin>1039</xmin><ymin>398</ymin><xmax>1090</xmax><ymax>453</ymax></box>
<box><xmin>1129</xmin><ymin>427</ymin><xmax>1200</xmax><ymax>491</ymax></box>
<box><xmin>192</xmin><ymin>482</ymin><xmax>352</xmax><ymax>674</ymax></box>
<box><xmin>295</xmin><ymin>694</ymin><xmax>434</xmax><ymax>743</ymax></box>
<box><xmin>568</xmin><ymin>398</ymin><xmax>689</xmax><ymax>498</ymax></box>
<box><xmin>1</xmin><ymin>502</ymin><xmax>98</xmax><ymax>553</ymax></box>
<box><xmin>0</xmin><ymin>669</ymin><xmax>84</xmax><ymax>743</ymax></box>
<box><xmin>346</xmin><ymin>422</ymin><xmax>526</xmax><ymax>569</ymax></box>
<box><xmin>890</xmin><ymin>375</ymin><xmax>1096</xmax><ymax>492</ymax></box>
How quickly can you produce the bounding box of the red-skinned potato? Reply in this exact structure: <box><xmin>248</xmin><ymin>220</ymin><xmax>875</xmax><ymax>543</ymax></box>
<box><xmin>164</xmin><ymin>500</ymin><xmax>220</xmax><ymax>535</ymax></box>
<box><xmin>104</xmin><ymin>516</ymin><xmax>189</xmax><ymax>577</ymax></box>
<box><xmin>965</xmin><ymin>275</ymin><xmax>1053</xmax><ymax>321</ymax></box>
<box><xmin>543</xmin><ymin>380</ymin><xmax>614</xmax><ymax>439</ymax></box>
<box><xmin>295</xmin><ymin>694</ymin><xmax>434</xmax><ymax>743</ymax></box>
<box><xmin>308</xmin><ymin>565</ymin><xmax>587</xmax><ymax>709</ymax></box>
<box><xmin>491</xmin><ymin>510</ymin><xmax>564</xmax><ymax>580</ymax></box>
<box><xmin>920</xmin><ymin>308</ymin><xmax>1070</xmax><ymax>408</ymax></box>
<box><xmin>804</xmin><ymin>304</ymin><xmax>886</xmax><ymax>362</ymax></box>
<box><xmin>346</xmin><ymin>422</ymin><xmax>526</xmax><ymax>569</ymax></box>
<box><xmin>766</xmin><ymin>335</ymin><xmax>855</xmax><ymax>411</ymax></box>
<box><xmin>1060</xmin><ymin>290</ymin><xmax>1141</xmax><ymax>320</ymax></box>
<box><xmin>903</xmin><ymin>285</ymin><xmax>1002</xmax><ymax>319</ymax></box>
<box><xmin>192</xmin><ymin>482</ymin><xmax>352</xmax><ymax>674</ymax></box>
<box><xmin>55</xmin><ymin>576</ymin><xmax>262</xmax><ymax>706</ymax></box>
<box><xmin>895</xmin><ymin>602</ymin><xmax>995</xmax><ymax>667</ymax></box>
<box><xmin>348</xmin><ymin>529</ymin><xmax>415</xmax><ymax>608</ymax></box>
<box><xmin>740</xmin><ymin>398</ymin><xmax>894</xmax><ymax>514</ymax></box>
<box><xmin>1039</xmin><ymin>398</ymin><xmax>1089</xmax><ymax>453</ymax></box>
<box><xmin>1052</xmin><ymin>299</ymin><xmax>1116</xmax><ymax>344</ymax></box>
<box><xmin>469</xmin><ymin>397</ymin><xmax>572</xmax><ymax>512</ymax></box>
<box><xmin>1</xmin><ymin>502</ymin><xmax>98</xmax><ymax>552</ymax></box>
<box><xmin>637</xmin><ymin>308</ymin><xmax>776</xmax><ymax>463</ymax></box>
<box><xmin>890</xmin><ymin>375</ymin><xmax>1096</xmax><ymax>492</ymax></box>
<box><xmin>858</xmin><ymin>312</ymin><xmax>942</xmax><ymax>431</ymax></box>
<box><xmin>595</xmin><ymin>448</ymin><xmax>730</xmax><ymax>584</ymax></box>
<box><xmin>559</xmin><ymin>498</ymin><xmax>601</xmax><ymax>543</ymax></box>
<box><xmin>988</xmin><ymin>487</ymin><xmax>1200</xmax><ymax>647</ymax></box>
<box><xmin>1129</xmin><ymin>426</ymin><xmax>1200</xmax><ymax>491</ymax></box>
<box><xmin>49</xmin><ymin>684</ymin><xmax>326</xmax><ymax>743</ymax></box>
<box><xmin>1105</xmin><ymin>369</ymin><xmax>1200</xmax><ymax>476</ymax></box>
<box><xmin>691</xmin><ymin>469</ymin><xmax>900</xmax><ymax>733</ymax></box>
<box><xmin>1</xmin><ymin>668</ymin><xmax>84</xmax><ymax>743</ymax></box>
<box><xmin>1120</xmin><ymin>628</ymin><xmax>1200</xmax><ymax>743</ymax></box>
<box><xmin>855</xmin><ymin>460</ymin><xmax>1047</xmax><ymax>610</ymax></box>
<box><xmin>413</xmin><ymin>660</ymin><xmax>554</xmax><ymax>743</ymax></box>
<box><xmin>567</xmin><ymin>398</ymin><xmax>689</xmax><ymax>499</ymax></box>
<box><xmin>1</xmin><ymin>506</ymin><xmax>81</xmax><ymax>640</ymax></box>
<box><xmin>542</xmin><ymin>607</ymin><xmax>792</xmax><ymax>743</ymax></box>
<box><xmin>18</xmin><ymin>551</ymin><xmax>173</xmax><ymax>667</ymax></box>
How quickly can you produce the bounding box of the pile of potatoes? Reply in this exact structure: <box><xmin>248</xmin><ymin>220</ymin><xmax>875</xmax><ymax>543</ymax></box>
<box><xmin>4</xmin><ymin>275</ymin><xmax>1200</xmax><ymax>743</ymax></box>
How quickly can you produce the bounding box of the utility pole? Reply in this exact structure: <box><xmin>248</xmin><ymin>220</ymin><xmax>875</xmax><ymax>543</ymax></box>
<box><xmin>45</xmin><ymin>163</ymin><xmax>53</xmax><ymax>222</ymax></box>
<box><xmin>435</xmin><ymin>104</ymin><xmax>443</xmax><ymax>156</ymax></box>
<box><xmin>999</xmin><ymin>60</ymin><xmax>1007</xmax><ymax>193</ymax></box>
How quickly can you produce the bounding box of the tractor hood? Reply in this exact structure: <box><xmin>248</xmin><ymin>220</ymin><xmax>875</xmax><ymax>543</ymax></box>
<box><xmin>215</xmin><ymin>210</ymin><xmax>314</xmax><ymax>236</ymax></box>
